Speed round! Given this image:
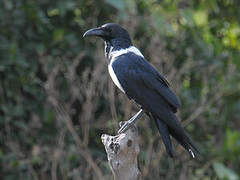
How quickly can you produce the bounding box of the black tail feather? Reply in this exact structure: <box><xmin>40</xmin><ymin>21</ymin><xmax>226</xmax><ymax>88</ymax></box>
<box><xmin>150</xmin><ymin>112</ymin><xmax>199</xmax><ymax>158</ymax></box>
<box><xmin>150</xmin><ymin>114</ymin><xmax>174</xmax><ymax>158</ymax></box>
<box><xmin>169</xmin><ymin>127</ymin><xmax>198</xmax><ymax>158</ymax></box>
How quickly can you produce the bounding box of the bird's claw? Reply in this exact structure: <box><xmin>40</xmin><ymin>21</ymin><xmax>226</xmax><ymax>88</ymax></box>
<box><xmin>118</xmin><ymin>109</ymin><xmax>144</xmax><ymax>134</ymax></box>
<box><xmin>118</xmin><ymin>121</ymin><xmax>133</xmax><ymax>134</ymax></box>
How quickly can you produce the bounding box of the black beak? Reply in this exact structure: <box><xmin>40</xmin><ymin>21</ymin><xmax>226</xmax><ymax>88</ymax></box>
<box><xmin>83</xmin><ymin>27</ymin><xmax>106</xmax><ymax>38</ymax></box>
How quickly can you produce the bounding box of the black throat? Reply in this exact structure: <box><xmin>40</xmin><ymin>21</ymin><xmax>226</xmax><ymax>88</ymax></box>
<box><xmin>105</xmin><ymin>38</ymin><xmax>132</xmax><ymax>63</ymax></box>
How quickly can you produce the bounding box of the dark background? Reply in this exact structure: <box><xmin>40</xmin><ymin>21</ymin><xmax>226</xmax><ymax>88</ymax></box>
<box><xmin>1</xmin><ymin>0</ymin><xmax>240</xmax><ymax>179</ymax></box>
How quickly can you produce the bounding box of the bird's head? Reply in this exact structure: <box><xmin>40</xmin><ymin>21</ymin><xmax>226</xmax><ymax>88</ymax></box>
<box><xmin>83</xmin><ymin>23</ymin><xmax>131</xmax><ymax>44</ymax></box>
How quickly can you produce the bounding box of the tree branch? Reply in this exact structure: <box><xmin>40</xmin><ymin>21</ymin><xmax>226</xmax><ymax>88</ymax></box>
<box><xmin>101</xmin><ymin>122</ymin><xmax>142</xmax><ymax>180</ymax></box>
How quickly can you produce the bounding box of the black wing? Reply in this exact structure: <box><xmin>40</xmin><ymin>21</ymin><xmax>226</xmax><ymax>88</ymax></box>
<box><xmin>112</xmin><ymin>52</ymin><xmax>181</xmax><ymax>113</ymax></box>
<box><xmin>112</xmin><ymin>52</ymin><xmax>198</xmax><ymax>157</ymax></box>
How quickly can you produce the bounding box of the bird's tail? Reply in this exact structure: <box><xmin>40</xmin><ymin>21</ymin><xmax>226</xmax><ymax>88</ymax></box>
<box><xmin>150</xmin><ymin>113</ymin><xmax>199</xmax><ymax>158</ymax></box>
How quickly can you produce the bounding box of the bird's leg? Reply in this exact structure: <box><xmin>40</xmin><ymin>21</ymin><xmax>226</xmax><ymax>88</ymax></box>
<box><xmin>118</xmin><ymin>109</ymin><xmax>144</xmax><ymax>134</ymax></box>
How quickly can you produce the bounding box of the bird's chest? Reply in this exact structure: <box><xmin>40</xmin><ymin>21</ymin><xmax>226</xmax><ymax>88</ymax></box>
<box><xmin>108</xmin><ymin>58</ymin><xmax>125</xmax><ymax>93</ymax></box>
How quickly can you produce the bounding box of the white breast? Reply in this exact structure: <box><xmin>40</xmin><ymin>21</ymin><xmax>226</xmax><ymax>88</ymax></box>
<box><xmin>110</xmin><ymin>46</ymin><xmax>144</xmax><ymax>59</ymax></box>
<box><xmin>107</xmin><ymin>46</ymin><xmax>144</xmax><ymax>93</ymax></box>
<box><xmin>108</xmin><ymin>64</ymin><xmax>125</xmax><ymax>93</ymax></box>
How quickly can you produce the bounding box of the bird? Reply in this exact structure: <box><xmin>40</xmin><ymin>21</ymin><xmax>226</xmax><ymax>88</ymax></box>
<box><xmin>83</xmin><ymin>23</ymin><xmax>198</xmax><ymax>158</ymax></box>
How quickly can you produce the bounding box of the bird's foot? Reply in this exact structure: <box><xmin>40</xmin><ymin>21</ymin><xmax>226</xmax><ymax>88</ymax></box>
<box><xmin>118</xmin><ymin>109</ymin><xmax>144</xmax><ymax>134</ymax></box>
<box><xmin>118</xmin><ymin>121</ymin><xmax>135</xmax><ymax>134</ymax></box>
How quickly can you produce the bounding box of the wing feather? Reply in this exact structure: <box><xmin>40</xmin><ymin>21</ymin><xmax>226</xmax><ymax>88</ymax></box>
<box><xmin>112</xmin><ymin>52</ymin><xmax>181</xmax><ymax>112</ymax></box>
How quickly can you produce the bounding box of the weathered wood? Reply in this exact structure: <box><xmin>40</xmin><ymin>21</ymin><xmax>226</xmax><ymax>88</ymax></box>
<box><xmin>101</xmin><ymin>122</ymin><xmax>142</xmax><ymax>180</ymax></box>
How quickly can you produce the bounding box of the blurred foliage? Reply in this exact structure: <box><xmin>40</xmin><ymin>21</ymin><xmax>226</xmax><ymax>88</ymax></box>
<box><xmin>1</xmin><ymin>0</ymin><xmax>240</xmax><ymax>179</ymax></box>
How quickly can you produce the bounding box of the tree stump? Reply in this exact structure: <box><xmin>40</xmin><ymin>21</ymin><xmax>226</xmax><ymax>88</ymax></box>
<box><xmin>101</xmin><ymin>122</ymin><xmax>142</xmax><ymax>180</ymax></box>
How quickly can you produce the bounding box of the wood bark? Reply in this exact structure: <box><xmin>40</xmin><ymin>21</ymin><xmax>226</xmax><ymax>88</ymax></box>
<box><xmin>101</xmin><ymin>122</ymin><xmax>142</xmax><ymax>180</ymax></box>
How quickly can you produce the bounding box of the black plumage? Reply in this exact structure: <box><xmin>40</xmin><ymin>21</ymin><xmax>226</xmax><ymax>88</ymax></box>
<box><xmin>83</xmin><ymin>23</ymin><xmax>198</xmax><ymax>158</ymax></box>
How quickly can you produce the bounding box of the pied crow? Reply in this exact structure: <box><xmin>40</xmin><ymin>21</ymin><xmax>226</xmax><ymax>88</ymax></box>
<box><xmin>83</xmin><ymin>23</ymin><xmax>198</xmax><ymax>158</ymax></box>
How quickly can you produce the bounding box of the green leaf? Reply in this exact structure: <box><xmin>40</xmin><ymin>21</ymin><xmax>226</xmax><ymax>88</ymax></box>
<box><xmin>223</xmin><ymin>129</ymin><xmax>240</xmax><ymax>153</ymax></box>
<box><xmin>193</xmin><ymin>10</ymin><xmax>208</xmax><ymax>26</ymax></box>
<box><xmin>48</xmin><ymin>9</ymin><xmax>59</xmax><ymax>16</ymax></box>
<box><xmin>53</xmin><ymin>29</ymin><xmax>64</xmax><ymax>42</ymax></box>
<box><xmin>32</xmin><ymin>156</ymin><xmax>41</xmax><ymax>165</ymax></box>
<box><xmin>213</xmin><ymin>162</ymin><xmax>238</xmax><ymax>180</ymax></box>
<box><xmin>180</xmin><ymin>9</ymin><xmax>194</xmax><ymax>27</ymax></box>
<box><xmin>105</xmin><ymin>0</ymin><xmax>125</xmax><ymax>11</ymax></box>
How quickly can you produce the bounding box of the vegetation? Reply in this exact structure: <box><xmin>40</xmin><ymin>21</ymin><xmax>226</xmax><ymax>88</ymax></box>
<box><xmin>1</xmin><ymin>0</ymin><xmax>240</xmax><ymax>179</ymax></box>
